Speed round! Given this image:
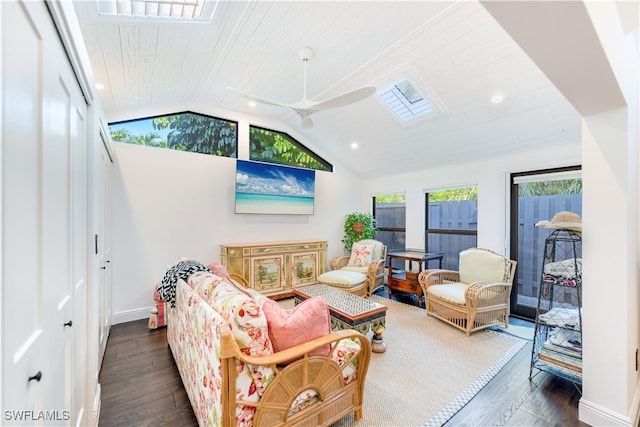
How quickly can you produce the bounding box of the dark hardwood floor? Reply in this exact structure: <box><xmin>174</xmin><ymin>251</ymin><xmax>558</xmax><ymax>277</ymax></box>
<box><xmin>98</xmin><ymin>290</ymin><xmax>588</xmax><ymax>426</ymax></box>
<box><xmin>98</xmin><ymin>320</ymin><xmax>197</xmax><ymax>427</ymax></box>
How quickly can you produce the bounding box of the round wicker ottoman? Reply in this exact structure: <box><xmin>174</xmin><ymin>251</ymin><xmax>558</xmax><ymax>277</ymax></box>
<box><xmin>317</xmin><ymin>270</ymin><xmax>368</xmax><ymax>297</ymax></box>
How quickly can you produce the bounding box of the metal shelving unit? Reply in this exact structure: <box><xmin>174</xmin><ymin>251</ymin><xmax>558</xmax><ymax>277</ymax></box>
<box><xmin>530</xmin><ymin>229</ymin><xmax>582</xmax><ymax>389</ymax></box>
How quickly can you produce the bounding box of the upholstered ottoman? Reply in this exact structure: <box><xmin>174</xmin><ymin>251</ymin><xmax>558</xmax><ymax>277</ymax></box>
<box><xmin>317</xmin><ymin>270</ymin><xmax>368</xmax><ymax>297</ymax></box>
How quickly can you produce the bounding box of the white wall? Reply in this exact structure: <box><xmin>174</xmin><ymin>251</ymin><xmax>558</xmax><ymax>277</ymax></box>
<box><xmin>110</xmin><ymin>104</ymin><xmax>362</xmax><ymax>323</ymax></box>
<box><xmin>579</xmin><ymin>2</ymin><xmax>640</xmax><ymax>425</ymax></box>
<box><xmin>112</xmin><ymin>117</ymin><xmax>582</xmax><ymax>325</ymax></box>
<box><xmin>361</xmin><ymin>144</ymin><xmax>581</xmax><ymax>255</ymax></box>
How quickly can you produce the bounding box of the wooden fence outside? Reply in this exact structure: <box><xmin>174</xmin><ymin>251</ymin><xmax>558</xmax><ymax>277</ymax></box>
<box><xmin>374</xmin><ymin>194</ymin><xmax>581</xmax><ymax>302</ymax></box>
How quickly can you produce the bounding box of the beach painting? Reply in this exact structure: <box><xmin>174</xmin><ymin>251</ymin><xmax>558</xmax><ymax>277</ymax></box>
<box><xmin>235</xmin><ymin>160</ymin><xmax>315</xmax><ymax>215</ymax></box>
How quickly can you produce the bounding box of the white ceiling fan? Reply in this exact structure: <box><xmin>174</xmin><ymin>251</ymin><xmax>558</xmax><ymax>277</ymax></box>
<box><xmin>226</xmin><ymin>47</ymin><xmax>376</xmax><ymax>130</ymax></box>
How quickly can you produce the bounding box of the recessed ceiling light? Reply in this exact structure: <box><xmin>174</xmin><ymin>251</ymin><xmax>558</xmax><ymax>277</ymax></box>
<box><xmin>96</xmin><ymin>83</ymin><xmax>105</xmax><ymax>90</ymax></box>
<box><xmin>491</xmin><ymin>94</ymin><xmax>504</xmax><ymax>104</ymax></box>
<box><xmin>350</xmin><ymin>142</ymin><xmax>358</xmax><ymax>150</ymax></box>
<box><xmin>248</xmin><ymin>100</ymin><xmax>256</xmax><ymax>107</ymax></box>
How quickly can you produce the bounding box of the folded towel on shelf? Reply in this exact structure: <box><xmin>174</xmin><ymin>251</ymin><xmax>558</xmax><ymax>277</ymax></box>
<box><xmin>543</xmin><ymin>258</ymin><xmax>582</xmax><ymax>279</ymax></box>
<box><xmin>542</xmin><ymin>274</ymin><xmax>578</xmax><ymax>287</ymax></box>
<box><xmin>538</xmin><ymin>307</ymin><xmax>581</xmax><ymax>329</ymax></box>
<box><xmin>548</xmin><ymin>328</ymin><xmax>581</xmax><ymax>349</ymax></box>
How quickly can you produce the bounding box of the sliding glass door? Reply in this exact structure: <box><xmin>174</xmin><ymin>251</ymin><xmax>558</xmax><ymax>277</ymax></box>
<box><xmin>509</xmin><ymin>167</ymin><xmax>581</xmax><ymax>319</ymax></box>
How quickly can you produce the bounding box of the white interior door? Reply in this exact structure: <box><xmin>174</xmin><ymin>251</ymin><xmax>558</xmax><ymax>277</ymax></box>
<box><xmin>71</xmin><ymin>76</ymin><xmax>90</xmax><ymax>427</ymax></box>
<box><xmin>97</xmin><ymin>137</ymin><xmax>113</xmax><ymax>366</ymax></box>
<box><xmin>2</xmin><ymin>1</ymin><xmax>88</xmax><ymax>424</ymax></box>
<box><xmin>1</xmin><ymin>2</ymin><xmax>51</xmax><ymax>418</ymax></box>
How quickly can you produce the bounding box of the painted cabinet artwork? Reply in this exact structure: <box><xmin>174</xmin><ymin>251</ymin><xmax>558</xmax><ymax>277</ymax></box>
<box><xmin>220</xmin><ymin>240</ymin><xmax>327</xmax><ymax>298</ymax></box>
<box><xmin>252</xmin><ymin>256</ymin><xmax>284</xmax><ymax>293</ymax></box>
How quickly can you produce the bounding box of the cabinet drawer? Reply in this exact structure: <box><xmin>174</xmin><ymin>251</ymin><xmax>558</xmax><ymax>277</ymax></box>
<box><xmin>390</xmin><ymin>278</ymin><xmax>420</xmax><ymax>293</ymax></box>
<box><xmin>250</xmin><ymin>242</ymin><xmax>325</xmax><ymax>255</ymax></box>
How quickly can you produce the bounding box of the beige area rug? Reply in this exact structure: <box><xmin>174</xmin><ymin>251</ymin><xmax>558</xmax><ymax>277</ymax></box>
<box><xmin>321</xmin><ymin>295</ymin><xmax>527</xmax><ymax>427</ymax></box>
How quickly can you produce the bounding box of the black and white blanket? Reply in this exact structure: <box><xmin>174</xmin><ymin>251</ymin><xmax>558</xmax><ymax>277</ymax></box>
<box><xmin>158</xmin><ymin>260</ymin><xmax>211</xmax><ymax>308</ymax></box>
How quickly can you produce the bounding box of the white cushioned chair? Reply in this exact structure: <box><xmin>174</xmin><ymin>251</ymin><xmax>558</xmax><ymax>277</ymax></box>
<box><xmin>329</xmin><ymin>239</ymin><xmax>387</xmax><ymax>297</ymax></box>
<box><xmin>417</xmin><ymin>248</ymin><xmax>517</xmax><ymax>336</ymax></box>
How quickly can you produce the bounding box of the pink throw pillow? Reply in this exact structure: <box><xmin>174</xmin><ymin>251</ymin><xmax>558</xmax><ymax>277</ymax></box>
<box><xmin>262</xmin><ymin>297</ymin><xmax>331</xmax><ymax>357</ymax></box>
<box><xmin>207</xmin><ymin>261</ymin><xmax>231</xmax><ymax>280</ymax></box>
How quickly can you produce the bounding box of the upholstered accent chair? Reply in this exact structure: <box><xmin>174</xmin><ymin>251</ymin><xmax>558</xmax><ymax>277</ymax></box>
<box><xmin>418</xmin><ymin>248</ymin><xmax>517</xmax><ymax>336</ymax></box>
<box><xmin>330</xmin><ymin>239</ymin><xmax>388</xmax><ymax>297</ymax></box>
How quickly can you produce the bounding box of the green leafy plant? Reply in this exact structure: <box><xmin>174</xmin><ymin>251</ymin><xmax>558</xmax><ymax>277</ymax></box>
<box><xmin>341</xmin><ymin>212</ymin><xmax>377</xmax><ymax>253</ymax></box>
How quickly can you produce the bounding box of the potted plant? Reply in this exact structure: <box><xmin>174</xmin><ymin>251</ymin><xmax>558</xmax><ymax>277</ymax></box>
<box><xmin>341</xmin><ymin>212</ymin><xmax>377</xmax><ymax>253</ymax></box>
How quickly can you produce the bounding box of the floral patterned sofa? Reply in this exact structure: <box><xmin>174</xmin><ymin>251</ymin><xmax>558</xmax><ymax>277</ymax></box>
<box><xmin>163</xmin><ymin>262</ymin><xmax>371</xmax><ymax>427</ymax></box>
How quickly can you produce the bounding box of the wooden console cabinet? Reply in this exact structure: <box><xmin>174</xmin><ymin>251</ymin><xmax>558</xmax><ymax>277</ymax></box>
<box><xmin>220</xmin><ymin>240</ymin><xmax>328</xmax><ymax>298</ymax></box>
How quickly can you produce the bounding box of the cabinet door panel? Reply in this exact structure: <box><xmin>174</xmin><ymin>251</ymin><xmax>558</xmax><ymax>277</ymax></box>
<box><xmin>251</xmin><ymin>255</ymin><xmax>285</xmax><ymax>293</ymax></box>
<box><xmin>291</xmin><ymin>252</ymin><xmax>318</xmax><ymax>288</ymax></box>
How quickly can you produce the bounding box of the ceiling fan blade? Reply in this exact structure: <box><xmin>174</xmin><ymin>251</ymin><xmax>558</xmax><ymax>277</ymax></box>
<box><xmin>292</xmin><ymin>108</ymin><xmax>315</xmax><ymax>130</ymax></box>
<box><xmin>309</xmin><ymin>86</ymin><xmax>376</xmax><ymax>111</ymax></box>
<box><xmin>301</xmin><ymin>115</ymin><xmax>315</xmax><ymax>130</ymax></box>
<box><xmin>226</xmin><ymin>87</ymin><xmax>289</xmax><ymax>108</ymax></box>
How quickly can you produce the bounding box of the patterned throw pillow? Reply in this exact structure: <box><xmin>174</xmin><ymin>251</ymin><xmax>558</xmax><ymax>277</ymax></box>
<box><xmin>347</xmin><ymin>243</ymin><xmax>375</xmax><ymax>267</ymax></box>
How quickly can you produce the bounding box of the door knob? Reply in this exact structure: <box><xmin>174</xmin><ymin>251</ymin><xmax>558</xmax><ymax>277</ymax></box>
<box><xmin>64</xmin><ymin>320</ymin><xmax>72</xmax><ymax>327</ymax></box>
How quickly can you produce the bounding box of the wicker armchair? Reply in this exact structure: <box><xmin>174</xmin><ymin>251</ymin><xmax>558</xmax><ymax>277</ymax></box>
<box><xmin>418</xmin><ymin>248</ymin><xmax>517</xmax><ymax>336</ymax></box>
<box><xmin>330</xmin><ymin>239</ymin><xmax>387</xmax><ymax>297</ymax></box>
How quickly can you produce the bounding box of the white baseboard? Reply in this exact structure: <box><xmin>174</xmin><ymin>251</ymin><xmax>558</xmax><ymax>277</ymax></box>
<box><xmin>93</xmin><ymin>382</ymin><xmax>101</xmax><ymax>426</ymax></box>
<box><xmin>579</xmin><ymin>398</ymin><xmax>633</xmax><ymax>426</ymax></box>
<box><xmin>631</xmin><ymin>381</ymin><xmax>640</xmax><ymax>427</ymax></box>
<box><xmin>112</xmin><ymin>306</ymin><xmax>152</xmax><ymax>324</ymax></box>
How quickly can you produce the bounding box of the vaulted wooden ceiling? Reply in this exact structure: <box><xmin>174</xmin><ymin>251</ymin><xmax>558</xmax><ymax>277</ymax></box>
<box><xmin>73</xmin><ymin>1</ymin><xmax>584</xmax><ymax>178</ymax></box>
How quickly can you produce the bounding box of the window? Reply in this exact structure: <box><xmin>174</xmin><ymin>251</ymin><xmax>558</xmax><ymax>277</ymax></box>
<box><xmin>378</xmin><ymin>74</ymin><xmax>445</xmax><ymax>123</ymax></box>
<box><xmin>249</xmin><ymin>125</ymin><xmax>332</xmax><ymax>172</ymax></box>
<box><xmin>109</xmin><ymin>111</ymin><xmax>237</xmax><ymax>157</ymax></box>
<box><xmin>373</xmin><ymin>193</ymin><xmax>406</xmax><ymax>270</ymax></box>
<box><xmin>379</xmin><ymin>78</ymin><xmax>433</xmax><ymax>122</ymax></box>
<box><xmin>510</xmin><ymin>166</ymin><xmax>582</xmax><ymax>320</ymax></box>
<box><xmin>97</xmin><ymin>0</ymin><xmax>218</xmax><ymax>22</ymax></box>
<box><xmin>425</xmin><ymin>187</ymin><xmax>478</xmax><ymax>270</ymax></box>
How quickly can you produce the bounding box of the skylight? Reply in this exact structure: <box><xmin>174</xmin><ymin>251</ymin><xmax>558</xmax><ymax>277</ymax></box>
<box><xmin>97</xmin><ymin>0</ymin><xmax>217</xmax><ymax>22</ymax></box>
<box><xmin>380</xmin><ymin>79</ymin><xmax>433</xmax><ymax>121</ymax></box>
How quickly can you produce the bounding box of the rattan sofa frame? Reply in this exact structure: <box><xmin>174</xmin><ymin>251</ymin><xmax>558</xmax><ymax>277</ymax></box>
<box><xmin>417</xmin><ymin>248</ymin><xmax>517</xmax><ymax>336</ymax></box>
<box><xmin>220</xmin><ymin>329</ymin><xmax>371</xmax><ymax>427</ymax></box>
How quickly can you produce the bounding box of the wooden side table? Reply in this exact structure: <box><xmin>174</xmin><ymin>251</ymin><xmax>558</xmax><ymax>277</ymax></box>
<box><xmin>386</xmin><ymin>250</ymin><xmax>444</xmax><ymax>307</ymax></box>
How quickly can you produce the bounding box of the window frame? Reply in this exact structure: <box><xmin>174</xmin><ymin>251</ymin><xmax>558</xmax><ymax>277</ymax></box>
<box><xmin>249</xmin><ymin>124</ymin><xmax>333</xmax><ymax>172</ymax></box>
<box><xmin>373</xmin><ymin>193</ymin><xmax>407</xmax><ymax>270</ymax></box>
<box><xmin>108</xmin><ymin>110</ymin><xmax>238</xmax><ymax>158</ymax></box>
<box><xmin>509</xmin><ymin>165</ymin><xmax>582</xmax><ymax>320</ymax></box>
<box><xmin>424</xmin><ymin>188</ymin><xmax>478</xmax><ymax>263</ymax></box>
